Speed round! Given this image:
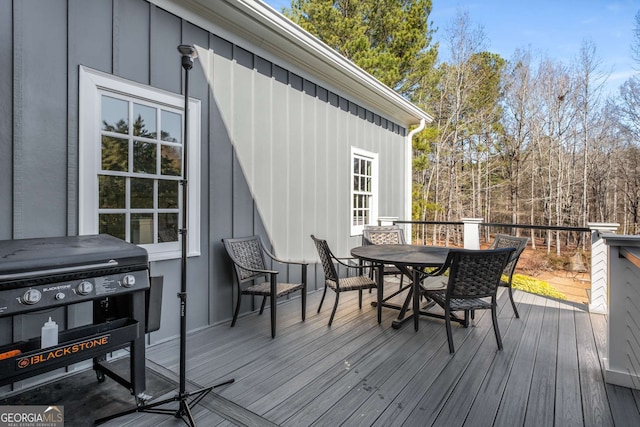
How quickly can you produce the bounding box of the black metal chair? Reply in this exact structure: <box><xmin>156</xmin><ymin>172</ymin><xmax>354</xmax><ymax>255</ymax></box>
<box><xmin>311</xmin><ymin>235</ymin><xmax>377</xmax><ymax>326</ymax></box>
<box><xmin>362</xmin><ymin>227</ymin><xmax>406</xmax><ymax>291</ymax></box>
<box><xmin>488</xmin><ymin>234</ymin><xmax>529</xmax><ymax>318</ymax></box>
<box><xmin>222</xmin><ymin>235</ymin><xmax>307</xmax><ymax>338</ymax></box>
<box><xmin>420</xmin><ymin>248</ymin><xmax>515</xmax><ymax>353</ymax></box>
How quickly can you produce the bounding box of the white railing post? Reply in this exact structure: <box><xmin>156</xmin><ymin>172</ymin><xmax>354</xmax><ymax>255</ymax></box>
<box><xmin>462</xmin><ymin>218</ymin><xmax>483</xmax><ymax>249</ymax></box>
<box><xmin>377</xmin><ymin>216</ymin><xmax>399</xmax><ymax>226</ymax></box>
<box><xmin>587</xmin><ymin>222</ymin><xmax>619</xmax><ymax>314</ymax></box>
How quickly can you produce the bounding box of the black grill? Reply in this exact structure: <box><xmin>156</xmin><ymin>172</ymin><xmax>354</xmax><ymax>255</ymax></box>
<box><xmin>0</xmin><ymin>234</ymin><xmax>148</xmax><ymax>287</ymax></box>
<box><xmin>0</xmin><ymin>234</ymin><xmax>150</xmax><ymax>396</ymax></box>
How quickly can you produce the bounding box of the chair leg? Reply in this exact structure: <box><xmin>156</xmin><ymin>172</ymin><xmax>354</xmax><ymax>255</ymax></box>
<box><xmin>328</xmin><ymin>292</ymin><xmax>340</xmax><ymax>326</ymax></box>
<box><xmin>271</xmin><ymin>292</ymin><xmax>276</xmax><ymax>338</ymax></box>
<box><xmin>231</xmin><ymin>292</ymin><xmax>242</xmax><ymax>327</ymax></box>
<box><xmin>508</xmin><ymin>286</ymin><xmax>520</xmax><ymax>318</ymax></box>
<box><xmin>317</xmin><ymin>285</ymin><xmax>328</xmax><ymax>314</ymax></box>
<box><xmin>445</xmin><ymin>306</ymin><xmax>455</xmax><ymax>353</ymax></box>
<box><xmin>259</xmin><ymin>296</ymin><xmax>267</xmax><ymax>314</ymax></box>
<box><xmin>491</xmin><ymin>306</ymin><xmax>503</xmax><ymax>350</ymax></box>
<box><xmin>358</xmin><ymin>289</ymin><xmax>363</xmax><ymax>308</ymax></box>
<box><xmin>301</xmin><ymin>288</ymin><xmax>306</xmax><ymax>321</ymax></box>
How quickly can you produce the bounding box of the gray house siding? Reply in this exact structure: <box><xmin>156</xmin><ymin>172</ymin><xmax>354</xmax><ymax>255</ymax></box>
<box><xmin>202</xmin><ymin>43</ymin><xmax>407</xmax><ymax>258</ymax></box>
<box><xmin>0</xmin><ymin>0</ymin><xmax>12</xmax><ymax>239</ymax></box>
<box><xmin>203</xmin><ymin>33</ymin><xmax>408</xmax><ymax>326</ymax></box>
<box><xmin>1</xmin><ymin>0</ymin><xmax>417</xmax><ymax>390</ymax></box>
<box><xmin>12</xmin><ymin>0</ymin><xmax>68</xmax><ymax>238</ymax></box>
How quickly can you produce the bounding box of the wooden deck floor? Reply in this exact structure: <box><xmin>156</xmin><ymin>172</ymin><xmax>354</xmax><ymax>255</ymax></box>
<box><xmin>101</xmin><ymin>283</ymin><xmax>640</xmax><ymax>427</ymax></box>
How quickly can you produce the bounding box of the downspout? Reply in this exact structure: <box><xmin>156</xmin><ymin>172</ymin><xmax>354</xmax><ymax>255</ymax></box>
<box><xmin>405</xmin><ymin>118</ymin><xmax>426</xmax><ymax>243</ymax></box>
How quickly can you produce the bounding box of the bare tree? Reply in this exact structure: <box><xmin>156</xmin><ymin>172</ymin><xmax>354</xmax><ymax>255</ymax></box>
<box><xmin>535</xmin><ymin>58</ymin><xmax>578</xmax><ymax>253</ymax></box>
<box><xmin>408</xmin><ymin>5</ymin><xmax>633</xmax><ymax>246</ymax></box>
<box><xmin>500</xmin><ymin>48</ymin><xmax>537</xmax><ymax>230</ymax></box>
<box><xmin>428</xmin><ymin>9</ymin><xmax>490</xmax><ymax>244</ymax></box>
<box><xmin>574</xmin><ymin>40</ymin><xmax>607</xmax><ymax>233</ymax></box>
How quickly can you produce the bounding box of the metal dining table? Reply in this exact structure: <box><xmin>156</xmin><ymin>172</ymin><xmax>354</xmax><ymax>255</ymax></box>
<box><xmin>350</xmin><ymin>244</ymin><xmax>449</xmax><ymax>331</ymax></box>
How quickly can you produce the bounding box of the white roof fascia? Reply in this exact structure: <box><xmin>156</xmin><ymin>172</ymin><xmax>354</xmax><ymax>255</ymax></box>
<box><xmin>151</xmin><ymin>0</ymin><xmax>432</xmax><ymax>127</ymax></box>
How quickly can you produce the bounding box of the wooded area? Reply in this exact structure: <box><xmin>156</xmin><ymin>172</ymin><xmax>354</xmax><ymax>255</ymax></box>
<box><xmin>285</xmin><ymin>1</ymin><xmax>640</xmax><ymax>236</ymax></box>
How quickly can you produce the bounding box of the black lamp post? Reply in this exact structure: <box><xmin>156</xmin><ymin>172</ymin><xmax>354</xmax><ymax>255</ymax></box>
<box><xmin>97</xmin><ymin>44</ymin><xmax>233</xmax><ymax>427</ymax></box>
<box><xmin>176</xmin><ymin>43</ymin><xmax>199</xmax><ymax>410</ymax></box>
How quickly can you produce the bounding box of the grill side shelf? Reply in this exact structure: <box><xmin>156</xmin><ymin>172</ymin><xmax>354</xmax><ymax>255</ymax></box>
<box><xmin>0</xmin><ymin>318</ymin><xmax>139</xmax><ymax>386</ymax></box>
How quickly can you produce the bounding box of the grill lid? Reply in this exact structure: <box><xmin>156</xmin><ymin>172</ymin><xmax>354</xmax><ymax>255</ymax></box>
<box><xmin>0</xmin><ymin>235</ymin><xmax>148</xmax><ymax>283</ymax></box>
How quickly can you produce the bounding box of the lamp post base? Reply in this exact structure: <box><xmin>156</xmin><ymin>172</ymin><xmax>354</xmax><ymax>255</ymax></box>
<box><xmin>95</xmin><ymin>379</ymin><xmax>234</xmax><ymax>426</ymax></box>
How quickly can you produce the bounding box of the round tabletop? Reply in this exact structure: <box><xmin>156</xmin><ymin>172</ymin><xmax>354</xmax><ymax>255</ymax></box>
<box><xmin>350</xmin><ymin>244</ymin><xmax>449</xmax><ymax>268</ymax></box>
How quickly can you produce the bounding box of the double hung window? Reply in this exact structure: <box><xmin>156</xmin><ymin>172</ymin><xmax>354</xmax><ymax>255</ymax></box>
<box><xmin>351</xmin><ymin>148</ymin><xmax>378</xmax><ymax>235</ymax></box>
<box><xmin>79</xmin><ymin>67</ymin><xmax>200</xmax><ymax>260</ymax></box>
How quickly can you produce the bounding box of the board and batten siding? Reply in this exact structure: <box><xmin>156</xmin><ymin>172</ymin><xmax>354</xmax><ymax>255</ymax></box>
<box><xmin>1</xmin><ymin>0</ymin><xmax>410</xmax><ymax>363</ymax></box>
<box><xmin>1</xmin><ymin>0</ymin><xmax>213</xmax><ymax>363</ymax></box>
<box><xmin>200</xmin><ymin>43</ymin><xmax>408</xmax><ymax>264</ymax></box>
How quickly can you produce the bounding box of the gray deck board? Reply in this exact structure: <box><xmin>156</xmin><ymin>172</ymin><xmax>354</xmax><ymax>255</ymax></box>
<box><xmin>402</xmin><ymin>294</ymin><xmax>516</xmax><ymax>427</ymax></box>
<box><xmin>590</xmin><ymin>312</ymin><xmax>640</xmax><ymax>426</ymax></box>
<box><xmin>574</xmin><ymin>308</ymin><xmax>615</xmax><ymax>427</ymax></box>
<box><xmin>491</xmin><ymin>291</ymin><xmax>544</xmax><ymax>426</ymax></box>
<box><xmin>367</xmin><ymin>307</ymin><xmax>492</xmax><ymax>425</ymax></box>
<box><xmin>439</xmin><ymin>291</ymin><xmax>530</xmax><ymax>426</ymax></box>
<box><xmin>94</xmin><ymin>283</ymin><xmax>640</xmax><ymax>427</ymax></box>
<box><xmin>524</xmin><ymin>298</ymin><xmax>560</xmax><ymax>427</ymax></box>
<box><xmin>555</xmin><ymin>300</ymin><xmax>584</xmax><ymax>426</ymax></box>
<box><xmin>342</xmin><ymin>319</ymin><xmax>444</xmax><ymax>426</ymax></box>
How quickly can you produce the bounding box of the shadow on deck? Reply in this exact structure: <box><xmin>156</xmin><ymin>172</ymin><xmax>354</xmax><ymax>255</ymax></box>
<box><xmin>94</xmin><ymin>282</ymin><xmax>640</xmax><ymax>427</ymax></box>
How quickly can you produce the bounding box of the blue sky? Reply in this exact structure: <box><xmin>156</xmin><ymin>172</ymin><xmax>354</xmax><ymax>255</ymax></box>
<box><xmin>263</xmin><ymin>0</ymin><xmax>639</xmax><ymax>95</ymax></box>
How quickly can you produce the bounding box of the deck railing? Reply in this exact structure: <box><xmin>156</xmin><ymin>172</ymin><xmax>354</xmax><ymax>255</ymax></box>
<box><xmin>381</xmin><ymin>218</ymin><xmax>620</xmax><ymax>315</ymax></box>
<box><xmin>602</xmin><ymin>234</ymin><xmax>640</xmax><ymax>390</ymax></box>
<box><xmin>393</xmin><ymin>219</ymin><xmax>591</xmax><ymax>254</ymax></box>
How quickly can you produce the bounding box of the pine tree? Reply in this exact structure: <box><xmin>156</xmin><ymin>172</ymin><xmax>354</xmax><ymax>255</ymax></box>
<box><xmin>284</xmin><ymin>0</ymin><xmax>437</xmax><ymax>99</ymax></box>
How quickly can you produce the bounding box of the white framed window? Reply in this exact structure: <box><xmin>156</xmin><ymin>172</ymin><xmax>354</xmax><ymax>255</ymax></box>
<box><xmin>350</xmin><ymin>147</ymin><xmax>378</xmax><ymax>236</ymax></box>
<box><xmin>79</xmin><ymin>66</ymin><xmax>201</xmax><ymax>261</ymax></box>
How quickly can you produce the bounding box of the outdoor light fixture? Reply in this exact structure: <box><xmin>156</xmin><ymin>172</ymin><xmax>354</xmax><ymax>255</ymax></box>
<box><xmin>178</xmin><ymin>44</ymin><xmax>198</xmax><ymax>71</ymax></box>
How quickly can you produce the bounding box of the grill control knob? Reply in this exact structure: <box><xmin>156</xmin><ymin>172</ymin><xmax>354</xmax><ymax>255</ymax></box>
<box><xmin>122</xmin><ymin>274</ymin><xmax>136</xmax><ymax>288</ymax></box>
<box><xmin>76</xmin><ymin>281</ymin><xmax>94</xmax><ymax>295</ymax></box>
<box><xmin>22</xmin><ymin>289</ymin><xmax>42</xmax><ymax>305</ymax></box>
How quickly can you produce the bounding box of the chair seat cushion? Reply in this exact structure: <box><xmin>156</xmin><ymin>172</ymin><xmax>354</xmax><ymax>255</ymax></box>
<box><xmin>421</xmin><ymin>276</ymin><xmax>447</xmax><ymax>291</ymax></box>
<box><xmin>426</xmin><ymin>290</ymin><xmax>492</xmax><ymax>311</ymax></box>
<box><xmin>243</xmin><ymin>282</ymin><xmax>304</xmax><ymax>297</ymax></box>
<box><xmin>327</xmin><ymin>275</ymin><xmax>376</xmax><ymax>291</ymax></box>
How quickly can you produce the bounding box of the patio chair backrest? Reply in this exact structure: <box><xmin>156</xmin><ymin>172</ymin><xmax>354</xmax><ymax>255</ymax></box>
<box><xmin>223</xmin><ymin>235</ymin><xmax>268</xmax><ymax>283</ymax></box>
<box><xmin>362</xmin><ymin>228</ymin><xmax>406</xmax><ymax>246</ymax></box>
<box><xmin>310</xmin><ymin>235</ymin><xmax>339</xmax><ymax>282</ymax></box>
<box><xmin>363</xmin><ymin>225</ymin><xmax>400</xmax><ymax>231</ymax></box>
<box><xmin>488</xmin><ymin>234</ymin><xmax>529</xmax><ymax>277</ymax></box>
<box><xmin>444</xmin><ymin>248</ymin><xmax>514</xmax><ymax>299</ymax></box>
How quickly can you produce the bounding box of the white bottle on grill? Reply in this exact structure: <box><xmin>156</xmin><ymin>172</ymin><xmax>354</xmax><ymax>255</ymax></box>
<box><xmin>41</xmin><ymin>317</ymin><xmax>58</xmax><ymax>348</ymax></box>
